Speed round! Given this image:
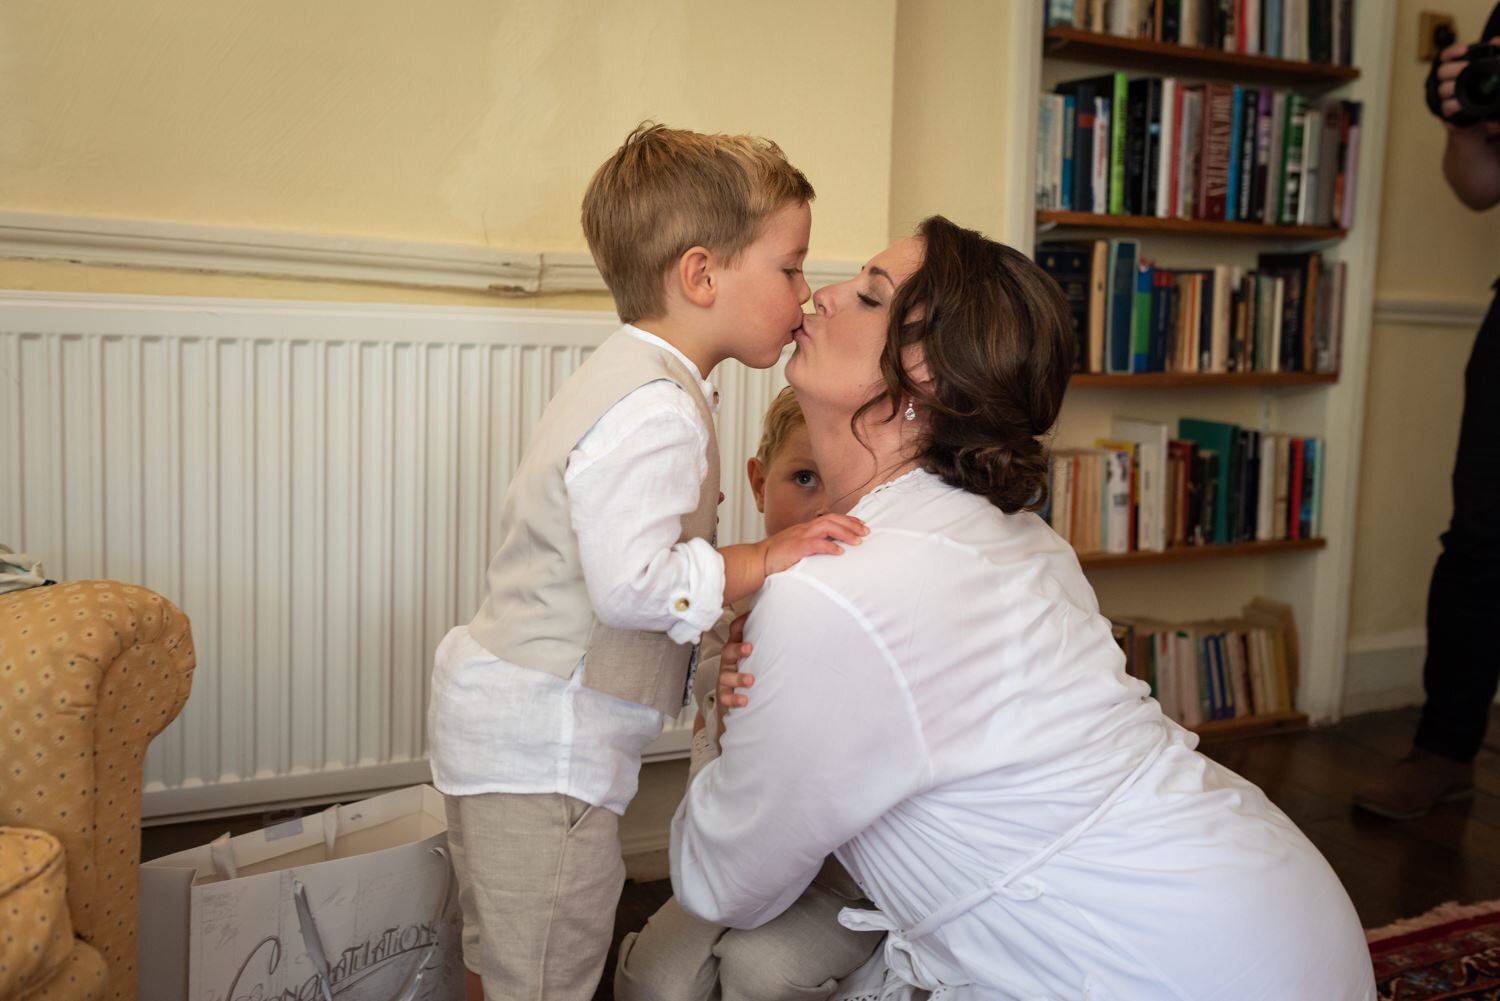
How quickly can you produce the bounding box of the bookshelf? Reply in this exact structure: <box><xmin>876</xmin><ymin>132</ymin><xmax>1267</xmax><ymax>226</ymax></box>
<box><xmin>888</xmin><ymin>2</ymin><xmax>1395</xmax><ymax>728</ymax></box>
<box><xmin>1042</xmin><ymin>26</ymin><xmax>1361</xmax><ymax>85</ymax></box>
<box><xmin>1070</xmin><ymin>371</ymin><xmax>1337</xmax><ymax>388</ymax></box>
<box><xmin>1078</xmin><ymin>537</ymin><xmax>1325</xmax><ymax>570</ymax></box>
<box><xmin>1038</xmin><ymin>209</ymin><xmax>1345</xmax><ymax>239</ymax></box>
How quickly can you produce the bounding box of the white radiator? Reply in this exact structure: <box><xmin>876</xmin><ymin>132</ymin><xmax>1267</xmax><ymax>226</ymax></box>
<box><xmin>0</xmin><ymin>292</ymin><xmax>787</xmax><ymax>820</ymax></box>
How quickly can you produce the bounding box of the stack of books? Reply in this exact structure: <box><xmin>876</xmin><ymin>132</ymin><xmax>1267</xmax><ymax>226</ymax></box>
<box><xmin>1045</xmin><ymin>0</ymin><xmax>1354</xmax><ymax>66</ymax></box>
<box><xmin>1111</xmin><ymin>598</ymin><xmax>1301</xmax><ymax>727</ymax></box>
<box><xmin>1043</xmin><ymin>416</ymin><xmax>1324</xmax><ymax>554</ymax></box>
<box><xmin>1035</xmin><ymin>75</ymin><xmax>1362</xmax><ymax>230</ymax></box>
<box><xmin>1037</xmin><ymin>243</ymin><xmax>1345</xmax><ymax>374</ymax></box>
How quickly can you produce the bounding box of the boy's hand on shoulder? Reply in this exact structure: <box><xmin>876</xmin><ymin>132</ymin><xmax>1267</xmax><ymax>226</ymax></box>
<box><xmin>760</xmin><ymin>513</ymin><xmax>868</xmax><ymax>577</ymax></box>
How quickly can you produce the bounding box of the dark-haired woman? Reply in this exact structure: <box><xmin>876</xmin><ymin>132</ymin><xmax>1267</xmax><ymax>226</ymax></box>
<box><xmin>670</xmin><ymin>217</ymin><xmax>1376</xmax><ymax>1001</ymax></box>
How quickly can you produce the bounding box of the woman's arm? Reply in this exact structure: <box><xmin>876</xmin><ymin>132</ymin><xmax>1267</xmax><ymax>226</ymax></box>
<box><xmin>669</xmin><ymin>572</ymin><xmax>930</xmax><ymax>929</ymax></box>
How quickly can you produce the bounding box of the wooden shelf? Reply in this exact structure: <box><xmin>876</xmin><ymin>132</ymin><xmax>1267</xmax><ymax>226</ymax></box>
<box><xmin>1077</xmin><ymin>538</ymin><xmax>1326</xmax><ymax>570</ymax></box>
<box><xmin>1037</xmin><ymin>210</ymin><xmax>1345</xmax><ymax>239</ymax></box>
<box><xmin>1070</xmin><ymin>371</ymin><xmax>1338</xmax><ymax>388</ymax></box>
<box><xmin>1189</xmin><ymin>711</ymin><xmax>1309</xmax><ymax>743</ymax></box>
<box><xmin>1043</xmin><ymin>27</ymin><xmax>1360</xmax><ymax>86</ymax></box>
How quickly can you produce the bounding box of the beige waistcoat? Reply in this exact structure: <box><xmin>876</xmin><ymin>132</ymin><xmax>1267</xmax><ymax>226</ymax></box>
<box><xmin>468</xmin><ymin>331</ymin><xmax>720</xmax><ymax>717</ymax></box>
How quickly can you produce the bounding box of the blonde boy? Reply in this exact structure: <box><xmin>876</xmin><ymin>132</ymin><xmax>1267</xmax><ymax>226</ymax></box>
<box><xmin>427</xmin><ymin>125</ymin><xmax>865</xmax><ymax>1001</ymax></box>
<box><xmin>613</xmin><ymin>388</ymin><xmax>884</xmax><ymax>1001</ymax></box>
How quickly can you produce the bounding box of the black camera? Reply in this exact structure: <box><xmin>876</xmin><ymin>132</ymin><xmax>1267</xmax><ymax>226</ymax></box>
<box><xmin>1426</xmin><ymin>23</ymin><xmax>1500</xmax><ymax>126</ymax></box>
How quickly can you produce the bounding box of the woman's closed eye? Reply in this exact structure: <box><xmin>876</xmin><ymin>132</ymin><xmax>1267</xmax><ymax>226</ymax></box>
<box><xmin>857</xmin><ymin>290</ymin><xmax>882</xmax><ymax>308</ymax></box>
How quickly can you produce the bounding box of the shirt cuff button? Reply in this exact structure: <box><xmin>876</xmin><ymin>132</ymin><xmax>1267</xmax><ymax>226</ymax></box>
<box><xmin>673</xmin><ymin>597</ymin><xmax>691</xmax><ymax>612</ymax></box>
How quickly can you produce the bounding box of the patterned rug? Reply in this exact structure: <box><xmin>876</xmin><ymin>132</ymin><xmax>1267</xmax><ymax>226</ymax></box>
<box><xmin>1367</xmin><ymin>900</ymin><xmax>1500</xmax><ymax>1000</ymax></box>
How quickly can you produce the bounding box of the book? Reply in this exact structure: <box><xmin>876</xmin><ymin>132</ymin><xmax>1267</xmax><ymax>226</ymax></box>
<box><xmin>1095</xmin><ymin>444</ymin><xmax>1135</xmax><ymax>553</ymax></box>
<box><xmin>1157</xmin><ymin>78</ymin><xmax>1178</xmax><ymax>217</ymax></box>
<box><xmin>1178</xmin><ymin>85</ymin><xmax>1204</xmax><ymax>218</ymax></box>
<box><xmin>1095</xmin><ymin>95</ymin><xmax>1112</xmax><ymax>213</ymax></box>
<box><xmin>1279</xmin><ymin>95</ymin><xmax>1308</xmax><ymax>224</ymax></box>
<box><xmin>1111</xmin><ymin>417</ymin><xmax>1171</xmax><ymax>552</ymax></box>
<box><xmin>1237</xmin><ymin>88</ymin><xmax>1259</xmax><ymax>221</ymax></box>
<box><xmin>1198</xmin><ymin>83</ymin><xmax>1235</xmax><ymax>220</ymax></box>
<box><xmin>1105</xmin><ymin>239</ymin><xmax>1140</xmax><ymax>373</ymax></box>
<box><xmin>1256</xmin><ymin>432</ymin><xmax>1276</xmax><ymax>541</ymax></box>
<box><xmin>1264</xmin><ymin>90</ymin><xmax>1287</xmax><ymax>226</ymax></box>
<box><xmin>1178</xmin><ymin>418</ymin><xmax>1240</xmax><ymax>544</ymax></box>
<box><xmin>1133</xmin><ymin>262</ymin><xmax>1155</xmax><ymax>372</ymax></box>
<box><xmin>1124</xmin><ymin>77</ymin><xmax>1155</xmax><ymax>216</ymax></box>
<box><xmin>1055</xmin><ymin>76</ymin><xmax>1102</xmax><ymax>212</ymax></box>
<box><xmin>1295</xmin><ymin>100</ymin><xmax>1321</xmax><ymax>225</ymax></box>
<box><xmin>1037</xmin><ymin>242</ymin><xmax>1093</xmax><ymax>372</ymax></box>
<box><xmin>1061</xmin><ymin>95</ymin><xmax>1076</xmax><ymax>211</ymax></box>
<box><xmin>1226</xmin><ymin>86</ymin><xmax>1245</xmax><ymax>221</ymax></box>
<box><xmin>1287</xmin><ymin>437</ymin><xmax>1305</xmax><ymax>539</ymax></box>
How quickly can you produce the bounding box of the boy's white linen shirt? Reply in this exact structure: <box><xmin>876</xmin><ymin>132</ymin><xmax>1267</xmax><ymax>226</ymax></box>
<box><xmin>428</xmin><ymin>325</ymin><xmax>724</xmax><ymax>815</ymax></box>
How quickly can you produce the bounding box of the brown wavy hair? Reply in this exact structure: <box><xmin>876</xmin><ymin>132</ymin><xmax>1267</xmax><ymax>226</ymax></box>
<box><xmin>855</xmin><ymin>216</ymin><xmax>1076</xmax><ymax>513</ymax></box>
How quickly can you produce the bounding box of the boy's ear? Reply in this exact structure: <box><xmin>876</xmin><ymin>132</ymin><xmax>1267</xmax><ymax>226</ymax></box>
<box><xmin>747</xmin><ymin>457</ymin><xmax>768</xmax><ymax>513</ymax></box>
<box><xmin>674</xmin><ymin>246</ymin><xmax>717</xmax><ymax>308</ymax></box>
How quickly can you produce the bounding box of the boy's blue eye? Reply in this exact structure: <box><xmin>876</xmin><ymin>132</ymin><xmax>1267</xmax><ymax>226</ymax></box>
<box><xmin>794</xmin><ymin>470</ymin><xmax>818</xmax><ymax>487</ymax></box>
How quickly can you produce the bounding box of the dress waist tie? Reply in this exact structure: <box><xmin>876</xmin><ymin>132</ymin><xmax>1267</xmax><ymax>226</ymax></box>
<box><xmin>838</xmin><ymin>734</ymin><xmax>1174</xmax><ymax>996</ymax></box>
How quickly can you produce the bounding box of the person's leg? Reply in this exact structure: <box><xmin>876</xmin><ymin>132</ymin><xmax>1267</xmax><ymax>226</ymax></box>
<box><xmin>1415</xmin><ymin>287</ymin><xmax>1500</xmax><ymax>760</ymax></box>
<box><xmin>613</xmin><ymin>895</ymin><xmax>726</xmax><ymax>1001</ymax></box>
<box><xmin>715</xmin><ymin>858</ymin><xmax>886</xmax><ymax>1001</ymax></box>
<box><xmin>443</xmin><ymin>795</ymin><xmax>488</xmax><ymax>1001</ymax></box>
<box><xmin>1357</xmin><ymin>287</ymin><xmax>1500</xmax><ymax>818</ymax></box>
<box><xmin>450</xmin><ymin>791</ymin><xmax>625</xmax><ymax>1001</ymax></box>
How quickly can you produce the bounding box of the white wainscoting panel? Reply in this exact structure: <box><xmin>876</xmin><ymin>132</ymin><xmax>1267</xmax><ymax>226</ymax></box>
<box><xmin>0</xmin><ymin>291</ymin><xmax>787</xmax><ymax>819</ymax></box>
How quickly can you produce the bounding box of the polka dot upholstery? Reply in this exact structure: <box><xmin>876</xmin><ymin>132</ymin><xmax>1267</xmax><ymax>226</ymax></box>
<box><xmin>0</xmin><ymin>582</ymin><xmax>196</xmax><ymax>1001</ymax></box>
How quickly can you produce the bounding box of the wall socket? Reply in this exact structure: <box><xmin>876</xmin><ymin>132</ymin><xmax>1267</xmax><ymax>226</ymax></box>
<box><xmin>1419</xmin><ymin>11</ymin><xmax>1457</xmax><ymax>60</ymax></box>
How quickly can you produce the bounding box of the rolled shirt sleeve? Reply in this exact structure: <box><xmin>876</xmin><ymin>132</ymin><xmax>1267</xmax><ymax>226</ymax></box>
<box><xmin>567</xmin><ymin>379</ymin><xmax>726</xmax><ymax>645</ymax></box>
<box><xmin>670</xmin><ymin>569</ymin><xmax>931</xmax><ymax>929</ymax></box>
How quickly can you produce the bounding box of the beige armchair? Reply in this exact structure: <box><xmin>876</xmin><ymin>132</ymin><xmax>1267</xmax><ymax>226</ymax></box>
<box><xmin>0</xmin><ymin>581</ymin><xmax>195</xmax><ymax>1001</ymax></box>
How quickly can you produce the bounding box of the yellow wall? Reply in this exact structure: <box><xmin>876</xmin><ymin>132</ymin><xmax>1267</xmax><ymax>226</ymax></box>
<box><xmin>1348</xmin><ymin>0</ymin><xmax>1500</xmax><ymax>643</ymax></box>
<box><xmin>2</xmin><ymin>0</ymin><xmax>896</xmax><ymax>303</ymax></box>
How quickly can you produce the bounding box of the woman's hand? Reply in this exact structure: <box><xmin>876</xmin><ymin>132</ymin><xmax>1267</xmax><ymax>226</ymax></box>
<box><xmin>717</xmin><ymin>612</ymin><xmax>754</xmax><ymax>730</ymax></box>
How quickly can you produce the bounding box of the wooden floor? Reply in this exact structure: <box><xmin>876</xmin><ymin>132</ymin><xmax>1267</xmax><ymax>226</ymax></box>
<box><xmin>142</xmin><ymin>705</ymin><xmax>1500</xmax><ymax>1000</ymax></box>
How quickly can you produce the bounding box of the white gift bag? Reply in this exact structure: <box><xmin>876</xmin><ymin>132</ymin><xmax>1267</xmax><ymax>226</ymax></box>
<box><xmin>139</xmin><ymin>784</ymin><xmax>464</xmax><ymax>1001</ymax></box>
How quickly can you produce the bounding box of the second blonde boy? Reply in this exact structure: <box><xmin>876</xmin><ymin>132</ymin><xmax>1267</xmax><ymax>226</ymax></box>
<box><xmin>428</xmin><ymin>125</ymin><xmax>865</xmax><ymax>1001</ymax></box>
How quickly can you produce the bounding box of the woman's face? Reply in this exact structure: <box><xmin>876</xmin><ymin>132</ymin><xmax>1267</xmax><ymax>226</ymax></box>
<box><xmin>786</xmin><ymin>237</ymin><xmax>924</xmax><ymax>415</ymax></box>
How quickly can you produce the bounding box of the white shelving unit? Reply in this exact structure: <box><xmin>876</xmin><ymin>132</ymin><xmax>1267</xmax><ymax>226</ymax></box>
<box><xmin>891</xmin><ymin>0</ymin><xmax>1396</xmax><ymax>725</ymax></box>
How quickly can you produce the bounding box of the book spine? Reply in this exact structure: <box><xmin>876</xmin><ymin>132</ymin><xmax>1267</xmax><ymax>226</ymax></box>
<box><xmin>1200</xmin><ymin>85</ymin><xmax>1234</xmax><ymax>220</ymax></box>
<box><xmin>1110</xmin><ymin>73</ymin><xmax>1129</xmax><ymax>215</ymax></box>
<box><xmin>1145</xmin><ymin>79</ymin><xmax>1164</xmax><ymax>217</ymax></box>
<box><xmin>1226</xmin><ymin>86</ymin><xmax>1244</xmax><ymax>221</ymax></box>
<box><xmin>1061</xmin><ymin>96</ymin><xmax>1076</xmax><ymax>211</ymax></box>
<box><xmin>1124</xmin><ymin>80</ymin><xmax>1150</xmax><ymax>216</ymax></box>
<box><xmin>1134</xmin><ymin>263</ymin><xmax>1155</xmax><ymax>372</ymax></box>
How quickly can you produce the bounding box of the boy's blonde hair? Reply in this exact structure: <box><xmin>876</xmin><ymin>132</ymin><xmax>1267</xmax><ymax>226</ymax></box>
<box><xmin>755</xmin><ymin>387</ymin><xmax>807</xmax><ymax>467</ymax></box>
<box><xmin>582</xmin><ymin>122</ymin><xmax>815</xmax><ymax>324</ymax></box>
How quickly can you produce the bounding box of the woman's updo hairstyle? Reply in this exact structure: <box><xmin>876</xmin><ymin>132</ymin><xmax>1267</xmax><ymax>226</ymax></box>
<box><xmin>859</xmin><ymin>215</ymin><xmax>1077</xmax><ymax>514</ymax></box>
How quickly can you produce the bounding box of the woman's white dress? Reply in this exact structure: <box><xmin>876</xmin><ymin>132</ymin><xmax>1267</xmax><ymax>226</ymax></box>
<box><xmin>670</xmin><ymin>470</ymin><xmax>1375</xmax><ymax>1001</ymax></box>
